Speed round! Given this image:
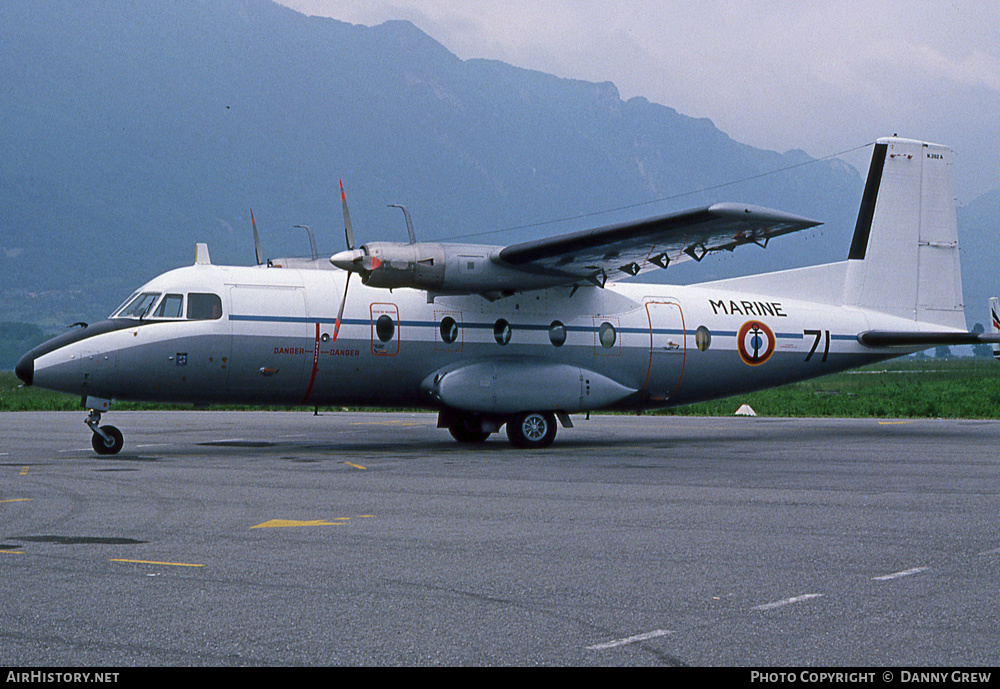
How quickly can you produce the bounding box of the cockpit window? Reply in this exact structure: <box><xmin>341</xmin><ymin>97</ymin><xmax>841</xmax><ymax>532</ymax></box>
<box><xmin>114</xmin><ymin>292</ymin><xmax>161</xmax><ymax>319</ymax></box>
<box><xmin>153</xmin><ymin>294</ymin><xmax>184</xmax><ymax>319</ymax></box>
<box><xmin>187</xmin><ymin>292</ymin><xmax>222</xmax><ymax>320</ymax></box>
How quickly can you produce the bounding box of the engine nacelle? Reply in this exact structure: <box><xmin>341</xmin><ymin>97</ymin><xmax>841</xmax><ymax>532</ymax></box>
<box><xmin>360</xmin><ymin>242</ymin><xmax>446</xmax><ymax>290</ymax></box>
<box><xmin>332</xmin><ymin>241</ymin><xmax>572</xmax><ymax>297</ymax></box>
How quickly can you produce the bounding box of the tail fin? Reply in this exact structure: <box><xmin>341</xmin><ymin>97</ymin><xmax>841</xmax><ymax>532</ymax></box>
<box><xmin>843</xmin><ymin>137</ymin><xmax>966</xmax><ymax>329</ymax></box>
<box><xmin>991</xmin><ymin>297</ymin><xmax>1000</xmax><ymax>360</ymax></box>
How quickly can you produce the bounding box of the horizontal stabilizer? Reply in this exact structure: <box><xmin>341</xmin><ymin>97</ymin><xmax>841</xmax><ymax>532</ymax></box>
<box><xmin>857</xmin><ymin>331</ymin><xmax>1000</xmax><ymax>348</ymax></box>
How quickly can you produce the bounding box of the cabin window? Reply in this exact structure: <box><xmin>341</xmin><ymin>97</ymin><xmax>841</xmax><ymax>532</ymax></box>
<box><xmin>494</xmin><ymin>319</ymin><xmax>511</xmax><ymax>345</ymax></box>
<box><xmin>599</xmin><ymin>321</ymin><xmax>616</xmax><ymax>349</ymax></box>
<box><xmin>549</xmin><ymin>321</ymin><xmax>567</xmax><ymax>347</ymax></box>
<box><xmin>153</xmin><ymin>294</ymin><xmax>184</xmax><ymax>319</ymax></box>
<box><xmin>376</xmin><ymin>314</ymin><xmax>395</xmax><ymax>342</ymax></box>
<box><xmin>188</xmin><ymin>292</ymin><xmax>223</xmax><ymax>320</ymax></box>
<box><xmin>115</xmin><ymin>292</ymin><xmax>160</xmax><ymax>319</ymax></box>
<box><xmin>440</xmin><ymin>316</ymin><xmax>459</xmax><ymax>344</ymax></box>
<box><xmin>696</xmin><ymin>326</ymin><xmax>711</xmax><ymax>352</ymax></box>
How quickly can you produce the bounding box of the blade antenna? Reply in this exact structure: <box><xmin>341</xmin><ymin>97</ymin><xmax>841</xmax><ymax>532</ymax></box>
<box><xmin>388</xmin><ymin>204</ymin><xmax>417</xmax><ymax>244</ymax></box>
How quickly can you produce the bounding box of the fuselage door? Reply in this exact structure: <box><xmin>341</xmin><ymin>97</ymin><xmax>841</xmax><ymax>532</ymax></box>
<box><xmin>229</xmin><ymin>284</ymin><xmax>309</xmax><ymax>397</ymax></box>
<box><xmin>644</xmin><ymin>301</ymin><xmax>685</xmax><ymax>402</ymax></box>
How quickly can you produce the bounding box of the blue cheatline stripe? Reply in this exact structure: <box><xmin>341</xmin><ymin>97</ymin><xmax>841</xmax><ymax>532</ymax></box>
<box><xmin>229</xmin><ymin>314</ymin><xmax>851</xmax><ymax>343</ymax></box>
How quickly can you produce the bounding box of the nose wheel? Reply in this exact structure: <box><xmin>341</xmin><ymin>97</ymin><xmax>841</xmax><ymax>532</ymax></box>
<box><xmin>86</xmin><ymin>410</ymin><xmax>124</xmax><ymax>455</ymax></box>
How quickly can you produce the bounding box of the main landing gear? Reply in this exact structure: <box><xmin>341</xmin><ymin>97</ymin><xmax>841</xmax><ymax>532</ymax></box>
<box><xmin>505</xmin><ymin>411</ymin><xmax>557</xmax><ymax>449</ymax></box>
<box><xmin>440</xmin><ymin>409</ymin><xmax>563</xmax><ymax>449</ymax></box>
<box><xmin>85</xmin><ymin>404</ymin><xmax>124</xmax><ymax>456</ymax></box>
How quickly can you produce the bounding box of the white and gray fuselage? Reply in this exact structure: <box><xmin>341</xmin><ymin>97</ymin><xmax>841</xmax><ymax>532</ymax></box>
<box><xmin>22</xmin><ymin>261</ymin><xmax>917</xmax><ymax>412</ymax></box>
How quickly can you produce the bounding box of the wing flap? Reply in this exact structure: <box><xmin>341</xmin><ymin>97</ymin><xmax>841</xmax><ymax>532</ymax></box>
<box><xmin>497</xmin><ymin>203</ymin><xmax>821</xmax><ymax>285</ymax></box>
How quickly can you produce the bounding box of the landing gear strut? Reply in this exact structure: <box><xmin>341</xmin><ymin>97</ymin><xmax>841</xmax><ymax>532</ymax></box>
<box><xmin>85</xmin><ymin>409</ymin><xmax>124</xmax><ymax>456</ymax></box>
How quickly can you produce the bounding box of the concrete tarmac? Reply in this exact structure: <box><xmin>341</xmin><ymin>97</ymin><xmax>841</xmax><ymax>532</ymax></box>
<box><xmin>1</xmin><ymin>411</ymin><xmax>998</xmax><ymax>666</ymax></box>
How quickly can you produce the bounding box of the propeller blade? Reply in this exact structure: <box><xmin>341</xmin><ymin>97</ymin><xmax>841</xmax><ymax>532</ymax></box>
<box><xmin>250</xmin><ymin>208</ymin><xmax>263</xmax><ymax>266</ymax></box>
<box><xmin>332</xmin><ymin>271</ymin><xmax>351</xmax><ymax>343</ymax></box>
<box><xmin>339</xmin><ymin>179</ymin><xmax>355</xmax><ymax>250</ymax></box>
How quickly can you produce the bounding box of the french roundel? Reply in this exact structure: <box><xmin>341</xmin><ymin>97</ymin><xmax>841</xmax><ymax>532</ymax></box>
<box><xmin>737</xmin><ymin>320</ymin><xmax>775</xmax><ymax>366</ymax></box>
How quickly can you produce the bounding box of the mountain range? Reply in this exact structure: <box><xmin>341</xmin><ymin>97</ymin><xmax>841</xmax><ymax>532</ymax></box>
<box><xmin>1</xmin><ymin>0</ymin><xmax>994</xmax><ymax>337</ymax></box>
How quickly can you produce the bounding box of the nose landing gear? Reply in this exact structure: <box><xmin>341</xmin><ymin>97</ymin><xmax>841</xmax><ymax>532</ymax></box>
<box><xmin>85</xmin><ymin>407</ymin><xmax>124</xmax><ymax>456</ymax></box>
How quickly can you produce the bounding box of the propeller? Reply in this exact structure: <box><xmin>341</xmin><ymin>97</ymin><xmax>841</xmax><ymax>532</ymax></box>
<box><xmin>329</xmin><ymin>182</ymin><xmax>379</xmax><ymax>275</ymax></box>
<box><xmin>250</xmin><ymin>208</ymin><xmax>264</xmax><ymax>266</ymax></box>
<box><xmin>329</xmin><ymin>181</ymin><xmax>390</xmax><ymax>341</ymax></box>
<box><xmin>331</xmin><ymin>180</ymin><xmax>358</xmax><ymax>342</ymax></box>
<box><xmin>341</xmin><ymin>179</ymin><xmax>355</xmax><ymax>251</ymax></box>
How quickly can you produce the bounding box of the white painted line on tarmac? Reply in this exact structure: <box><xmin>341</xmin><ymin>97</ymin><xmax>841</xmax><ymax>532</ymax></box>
<box><xmin>753</xmin><ymin>593</ymin><xmax>824</xmax><ymax>611</ymax></box>
<box><xmin>977</xmin><ymin>547</ymin><xmax>1000</xmax><ymax>557</ymax></box>
<box><xmin>586</xmin><ymin>629</ymin><xmax>673</xmax><ymax>650</ymax></box>
<box><xmin>873</xmin><ymin>566</ymin><xmax>928</xmax><ymax>581</ymax></box>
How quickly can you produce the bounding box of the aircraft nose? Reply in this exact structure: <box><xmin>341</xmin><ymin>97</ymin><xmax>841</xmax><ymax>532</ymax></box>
<box><xmin>15</xmin><ymin>351</ymin><xmax>34</xmax><ymax>386</ymax></box>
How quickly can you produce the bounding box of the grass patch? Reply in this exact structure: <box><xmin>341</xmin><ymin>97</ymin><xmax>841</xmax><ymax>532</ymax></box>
<box><xmin>656</xmin><ymin>358</ymin><xmax>1000</xmax><ymax>418</ymax></box>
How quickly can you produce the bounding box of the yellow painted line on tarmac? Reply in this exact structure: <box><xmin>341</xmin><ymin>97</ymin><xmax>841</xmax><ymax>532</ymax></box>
<box><xmin>878</xmin><ymin>420</ymin><xmax>913</xmax><ymax>425</ymax></box>
<box><xmin>0</xmin><ymin>498</ymin><xmax>33</xmax><ymax>504</ymax></box>
<box><xmin>110</xmin><ymin>559</ymin><xmax>205</xmax><ymax>568</ymax></box>
<box><xmin>344</xmin><ymin>461</ymin><xmax>367</xmax><ymax>470</ymax></box>
<box><xmin>0</xmin><ymin>549</ymin><xmax>24</xmax><ymax>555</ymax></box>
<box><xmin>19</xmin><ymin>467</ymin><xmax>29</xmax><ymax>476</ymax></box>
<box><xmin>250</xmin><ymin>518</ymin><xmax>349</xmax><ymax>529</ymax></box>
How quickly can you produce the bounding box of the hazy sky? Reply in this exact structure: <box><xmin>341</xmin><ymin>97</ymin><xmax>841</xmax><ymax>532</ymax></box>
<box><xmin>277</xmin><ymin>0</ymin><xmax>999</xmax><ymax>202</ymax></box>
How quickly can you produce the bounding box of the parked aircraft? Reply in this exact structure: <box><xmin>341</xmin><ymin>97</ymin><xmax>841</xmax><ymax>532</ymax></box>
<box><xmin>15</xmin><ymin>136</ymin><xmax>1000</xmax><ymax>454</ymax></box>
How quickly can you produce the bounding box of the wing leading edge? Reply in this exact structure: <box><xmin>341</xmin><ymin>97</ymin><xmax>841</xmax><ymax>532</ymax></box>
<box><xmin>496</xmin><ymin>203</ymin><xmax>821</xmax><ymax>287</ymax></box>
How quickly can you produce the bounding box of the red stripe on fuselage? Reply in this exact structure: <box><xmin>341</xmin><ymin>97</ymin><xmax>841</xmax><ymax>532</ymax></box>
<box><xmin>301</xmin><ymin>323</ymin><xmax>321</xmax><ymax>405</ymax></box>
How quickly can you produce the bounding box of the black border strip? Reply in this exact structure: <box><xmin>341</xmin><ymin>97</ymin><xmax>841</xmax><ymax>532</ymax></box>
<box><xmin>848</xmin><ymin>142</ymin><xmax>888</xmax><ymax>260</ymax></box>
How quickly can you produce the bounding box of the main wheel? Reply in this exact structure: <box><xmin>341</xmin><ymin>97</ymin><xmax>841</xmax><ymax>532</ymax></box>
<box><xmin>448</xmin><ymin>417</ymin><xmax>491</xmax><ymax>444</ymax></box>
<box><xmin>92</xmin><ymin>425</ymin><xmax>124</xmax><ymax>455</ymax></box>
<box><xmin>506</xmin><ymin>411</ymin><xmax>557</xmax><ymax>449</ymax></box>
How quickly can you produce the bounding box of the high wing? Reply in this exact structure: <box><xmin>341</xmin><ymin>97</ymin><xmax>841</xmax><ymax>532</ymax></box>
<box><xmin>496</xmin><ymin>202</ymin><xmax>821</xmax><ymax>287</ymax></box>
<box><xmin>329</xmin><ymin>200</ymin><xmax>821</xmax><ymax>298</ymax></box>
